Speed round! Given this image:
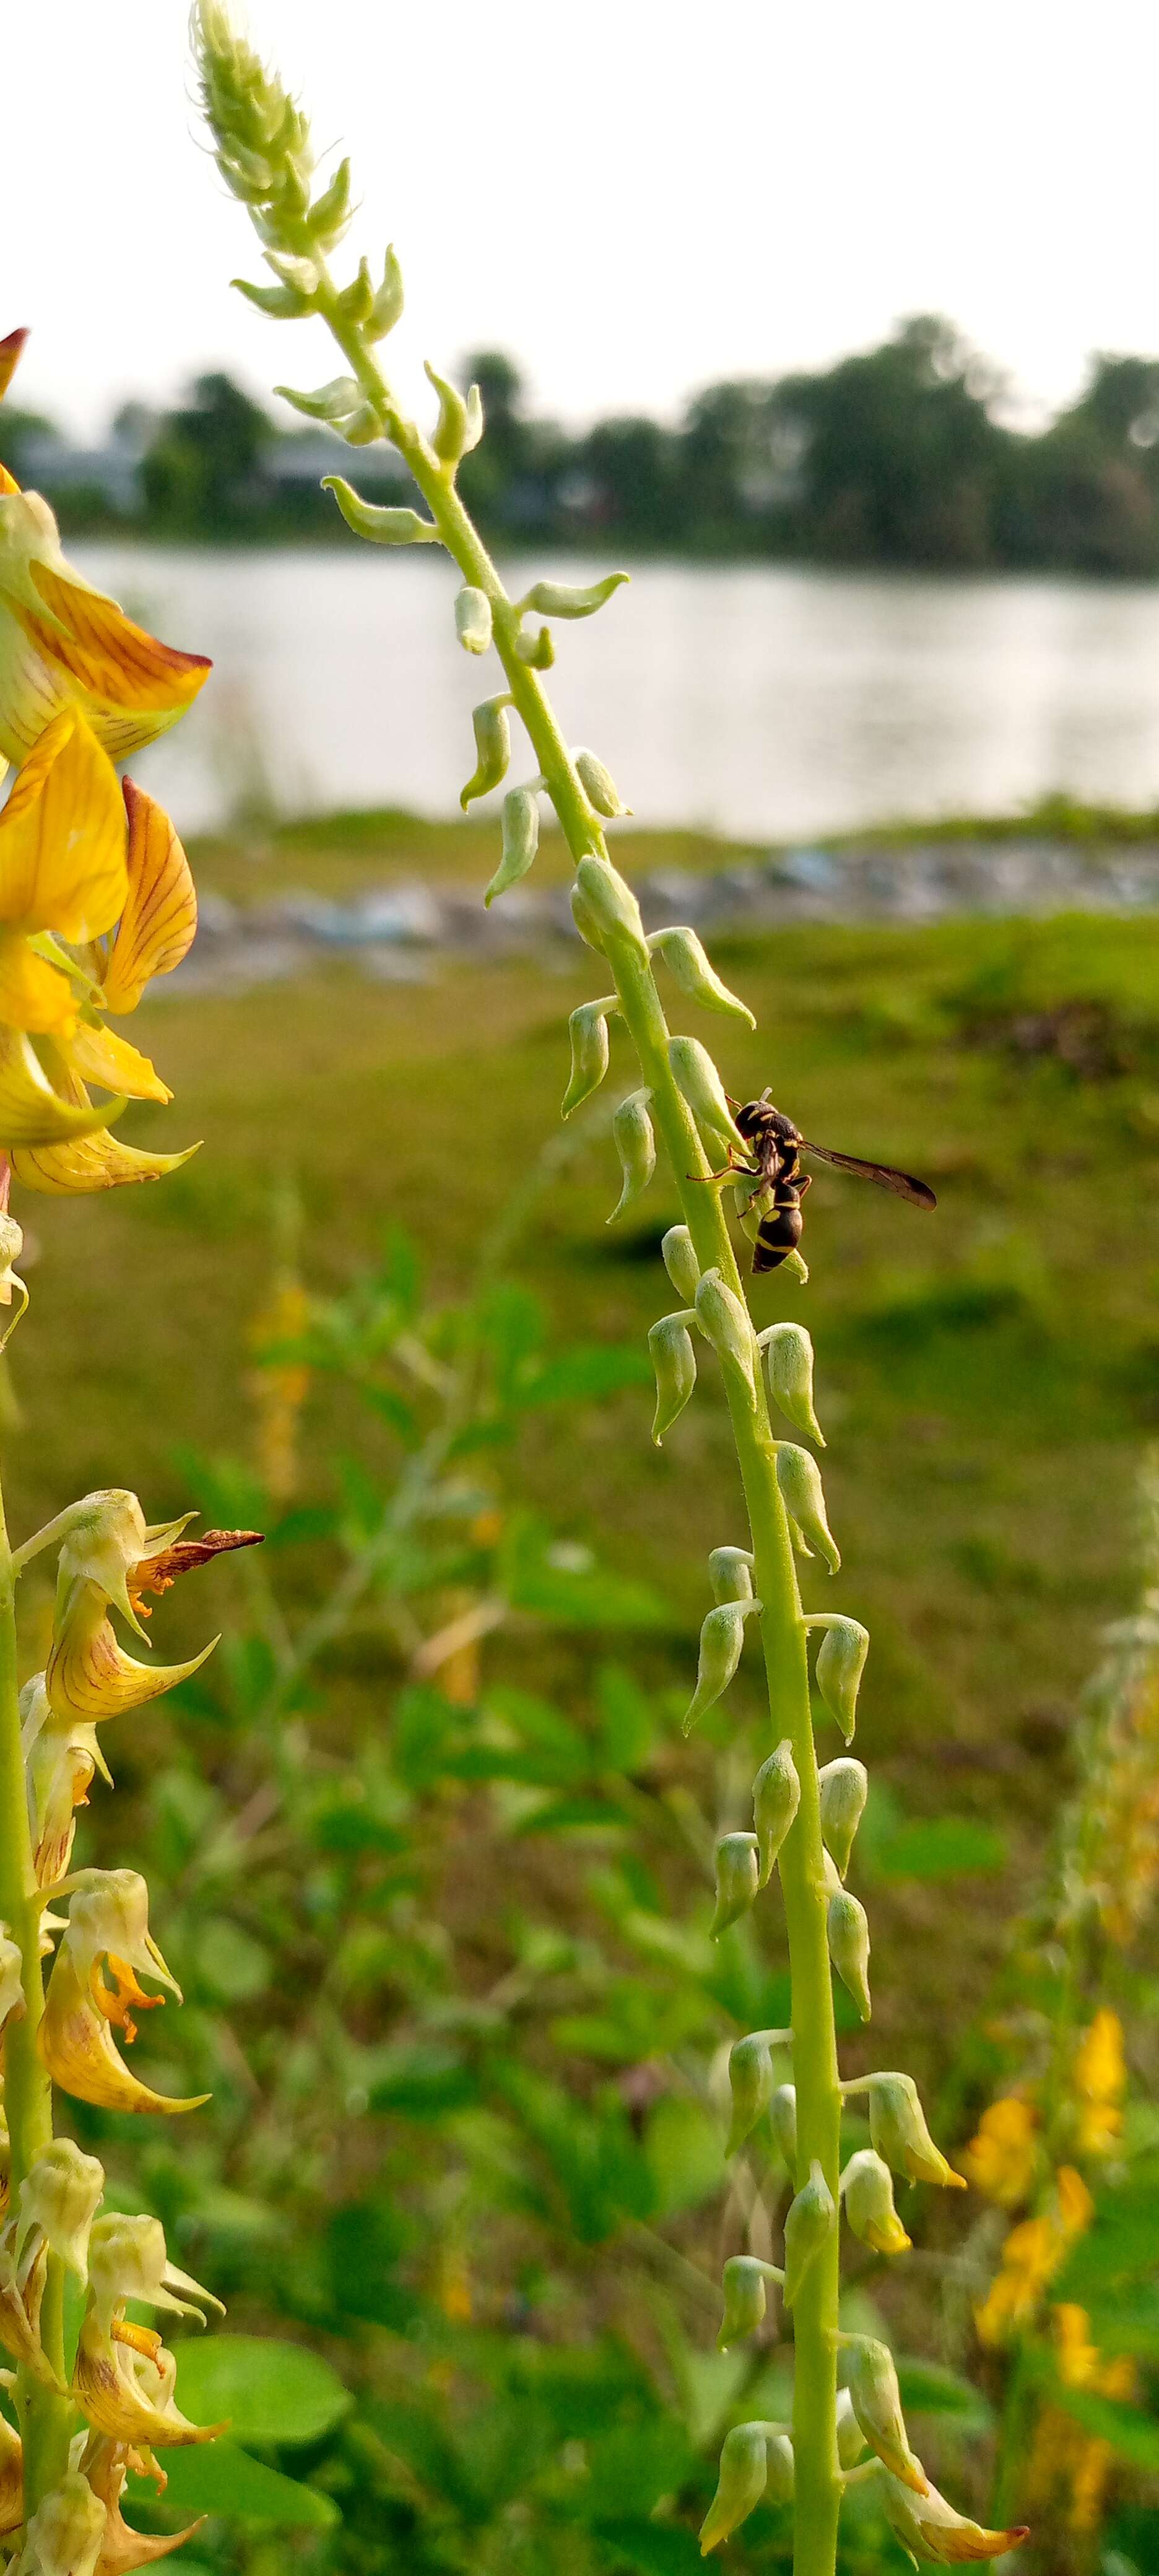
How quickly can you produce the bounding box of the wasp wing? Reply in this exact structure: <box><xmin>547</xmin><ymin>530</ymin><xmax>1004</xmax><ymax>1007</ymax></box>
<box><xmin>801</xmin><ymin>1140</ymin><xmax>937</xmax><ymax>1209</ymax></box>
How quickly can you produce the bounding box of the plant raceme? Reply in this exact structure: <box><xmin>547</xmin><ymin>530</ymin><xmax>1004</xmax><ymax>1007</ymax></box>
<box><xmin>0</xmin><ymin>331</ymin><xmax>295</xmax><ymax>2564</ymax></box>
<box><xmin>192</xmin><ymin>11</ymin><xmax>1031</xmax><ymax>2571</ymax></box>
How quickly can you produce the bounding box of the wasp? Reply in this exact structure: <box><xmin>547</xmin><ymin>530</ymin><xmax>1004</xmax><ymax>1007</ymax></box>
<box><xmin>701</xmin><ymin>1092</ymin><xmax>937</xmax><ymax>1273</ymax></box>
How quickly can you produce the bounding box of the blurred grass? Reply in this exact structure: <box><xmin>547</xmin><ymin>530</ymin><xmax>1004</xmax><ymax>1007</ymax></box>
<box><xmin>10</xmin><ymin>830</ymin><xmax>1159</xmax><ymax>2086</ymax></box>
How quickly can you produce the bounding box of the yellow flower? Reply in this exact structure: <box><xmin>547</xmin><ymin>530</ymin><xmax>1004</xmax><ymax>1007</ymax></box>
<box><xmin>0</xmin><ymin>708</ymin><xmax>127</xmax><ymax>1038</ymax></box>
<box><xmin>975</xmin><ymin>2167</ymin><xmax>1093</xmax><ymax>2346</ymax></box>
<box><xmin>880</xmin><ymin>2469</ymin><xmax>1028</xmax><ymax>2564</ymax></box>
<box><xmin>0</xmin><ymin>480</ymin><xmax>209</xmax><ymax>774</ymax></box>
<box><xmin>1073</xmin><ymin>2008</ymin><xmax>1126</xmax><ymax>2154</ymax></box>
<box><xmin>72</xmin><ymin>2215</ymin><xmax>224</xmax><ymax>2455</ymax></box>
<box><xmin>38</xmin><ymin>1871</ymin><xmax>209</xmax><ymax>2117</ymax></box>
<box><xmin>965</xmin><ymin>2097</ymin><xmax>1040</xmax><ymax>2208</ymax></box>
<box><xmin>84</xmin><ymin>2434</ymin><xmax>207</xmax><ymax>2571</ymax></box>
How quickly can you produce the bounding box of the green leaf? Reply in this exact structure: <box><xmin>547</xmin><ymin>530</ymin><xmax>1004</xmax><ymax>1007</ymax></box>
<box><xmin>193</xmin><ymin>1920</ymin><xmax>271</xmax><ymax>2004</ymax></box>
<box><xmin>368</xmin><ymin>2043</ymin><xmax>480</xmax><ymax>2119</ymax></box>
<box><xmin>597</xmin><ymin>1666</ymin><xmax>657</xmax><ymax>1772</ymax></box>
<box><xmin>643</xmin><ymin>2095</ymin><xmax>723</xmax><ymax>2219</ymax></box>
<box><xmin>593</xmin><ymin>2518</ymin><xmax>706</xmax><ymax>2576</ymax></box>
<box><xmin>129</xmin><ymin>2440</ymin><xmax>338</xmax><ymax>2527</ymax></box>
<box><xmin>516</xmin><ymin>1344</ymin><xmax>650</xmax><ymax>1409</ymax></box>
<box><xmin>1053</xmin><ymin>2384</ymin><xmax>1159</xmax><ymax>2472</ymax></box>
<box><xmin>583</xmin><ymin>2418</ymin><xmax>697</xmax><ymax>2520</ymax></box>
<box><xmin>175</xmin><ymin>2336</ymin><xmax>350</xmax><ymax>2448</ymax></box>
<box><xmin>896</xmin><ymin>2358</ymin><xmax>992</xmax><ymax>2427</ymax></box>
<box><xmin>869</xmin><ymin>1817</ymin><xmax>1007</xmax><ymax>1880</ymax></box>
<box><xmin>513</xmin><ymin>1796</ymin><xmax>629</xmax><ymax>1835</ymax></box>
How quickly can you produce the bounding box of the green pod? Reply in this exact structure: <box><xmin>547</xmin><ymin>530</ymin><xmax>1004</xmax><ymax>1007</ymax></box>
<box><xmin>760</xmin><ymin>1321</ymin><xmax>825</xmax><ymax>1446</ymax></box>
<box><xmin>769</xmin><ymin>2081</ymin><xmax>797</xmax><ymax>2170</ymax></box>
<box><xmin>647</xmin><ymin>925</ymin><xmax>755</xmax><ymax>1029</ymax></box>
<box><xmin>573</xmin><ymin>856</ymin><xmax>647</xmax><ymax>959</ymax></box>
<box><xmin>661</xmin><ymin>1224</ymin><xmax>700</xmax><ymax>1304</ymax></box>
<box><xmin>716</xmin><ymin>2253</ymin><xmax>781</xmax><ymax>2349</ymax></box>
<box><xmin>841</xmin><ymin>2147</ymin><xmax>911</xmax><ymax>2256</ymax></box>
<box><xmin>775</xmin><ymin>1445</ymin><xmax>840</xmax><ymax>1573</ymax></box>
<box><xmin>783</xmin><ymin>2159</ymin><xmax>836</xmax><ymax>2309</ymax></box>
<box><xmin>455</xmin><ymin>585</ymin><xmax>493</xmax><ymax>656</ymax></box>
<box><xmin>682</xmin><ymin>1598</ymin><xmax>762</xmax><ymax>1735</ymax></box>
<box><xmin>576</xmin><ymin>747</ymin><xmax>632</xmax><ymax>818</ymax></box>
<box><xmin>700</xmin><ymin>2423</ymin><xmax>782</xmax><ymax>2554</ymax></box>
<box><xmin>841</xmin><ymin>2335</ymin><xmax>927</xmax><ymax>2494</ymax></box>
<box><xmin>695</xmin><ymin>1269</ymin><xmax>758</xmax><ymax>1401</ymax></box>
<box><xmin>725</xmin><ymin>2029</ymin><xmax>789</xmax><ymax>2156</ymax></box>
<box><xmin>323</xmin><ymin>477</ymin><xmax>439</xmax><ymax>545</ymax></box>
<box><xmin>708</xmin><ymin>1545</ymin><xmax>754</xmax><ymax>1605</ymax></box>
<box><xmin>460</xmin><ymin>694</ymin><xmax>513</xmax><ymax>809</ymax></box>
<box><xmin>518</xmin><ymin>572</ymin><xmax>629</xmax><ymax>619</ymax></box>
<box><xmin>648</xmin><ymin>1311</ymin><xmax>698</xmax><ymax>1446</ymax></box>
<box><xmin>275</xmin><ymin>373</ymin><xmax>360</xmax><ymax>420</ymax></box>
<box><xmin>827</xmin><ymin>1887</ymin><xmax>872</xmax><ymax>2021</ymax></box>
<box><xmin>367</xmin><ymin>244</ymin><xmax>405</xmax><ymax>340</ymax></box>
<box><xmin>752</xmin><ymin>1739</ymin><xmax>801</xmax><ymax>1884</ymax></box>
<box><xmin>667</xmin><ymin>1035</ymin><xmax>747</xmax><ymax>1158</ymax></box>
<box><xmin>562</xmin><ymin>998</ymin><xmax>617</xmax><ymax>1119</ymax></box>
<box><xmin>485</xmin><ymin>788</ymin><xmax>540</xmax><ymax>907</ymax></box>
<box><xmin>860</xmin><ymin>2072</ymin><xmax>965</xmax><ymax>2191</ymax></box>
<box><xmin>608</xmin><ymin>1089</ymin><xmax>656</xmax><ymax>1221</ymax></box>
<box><xmin>812</xmin><ymin>1617</ymin><xmax>869</xmax><ymax>1741</ymax></box>
<box><xmin>818</xmin><ymin>1757</ymin><xmax>868</xmax><ymax>1878</ymax></box>
<box><xmin>710</xmin><ymin>1832</ymin><xmax>760</xmax><ymax>1938</ymax></box>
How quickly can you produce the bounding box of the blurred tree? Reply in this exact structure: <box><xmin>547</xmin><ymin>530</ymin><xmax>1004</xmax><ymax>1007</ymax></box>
<box><xmin>141</xmin><ymin>370</ymin><xmax>272</xmax><ymax>533</ymax></box>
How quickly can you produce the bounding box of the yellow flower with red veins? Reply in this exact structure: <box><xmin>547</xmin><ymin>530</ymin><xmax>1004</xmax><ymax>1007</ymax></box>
<box><xmin>0</xmin><ymin>714</ymin><xmax>202</xmax><ymax>1192</ymax></box>
<box><xmin>0</xmin><ymin>473</ymin><xmax>209</xmax><ymax>773</ymax></box>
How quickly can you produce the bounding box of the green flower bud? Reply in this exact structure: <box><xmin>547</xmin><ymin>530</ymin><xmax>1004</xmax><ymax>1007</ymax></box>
<box><xmin>514</xmin><ymin>624</ymin><xmax>555</xmax><ymax>669</ymax></box>
<box><xmin>700</xmin><ymin>2423</ymin><xmax>789</xmax><ymax>2554</ymax></box>
<box><xmin>264</xmin><ymin>248</ymin><xmax>321</xmax><ymax>297</ymax></box>
<box><xmin>573</xmin><ymin>856</ymin><xmax>647</xmax><ymax>959</ymax></box>
<box><xmin>661</xmin><ymin>1224</ymin><xmax>701</xmax><ymax>1303</ymax></box>
<box><xmin>752</xmin><ymin>1738</ymin><xmax>801</xmax><ymax>1884</ymax></box>
<box><xmin>570</xmin><ymin>877</ymin><xmax>607</xmax><ymax>954</ymax></box>
<box><xmin>275</xmin><ymin>373</ymin><xmax>360</xmax><ymax>422</ymax></box>
<box><xmin>485</xmin><ymin>787</ymin><xmax>540</xmax><ymax>906</ymax></box>
<box><xmin>460</xmin><ymin>694</ymin><xmax>514</xmax><ymax>809</ymax></box>
<box><xmin>576</xmin><ymin>747</ymin><xmax>632</xmax><ymax>818</ymax></box>
<box><xmin>647</xmin><ymin>926</ymin><xmax>755</xmax><ymax>1029</ymax></box>
<box><xmin>781</xmin><ymin>1246</ymin><xmax>810</xmax><ymax>1286</ymax></box>
<box><xmin>775</xmin><ymin>1445</ymin><xmax>840</xmax><ymax>1573</ymax></box>
<box><xmin>725</xmin><ymin>2028</ymin><xmax>790</xmax><ymax>2156</ymax></box>
<box><xmin>668</xmin><ymin>1035</ymin><xmax>747</xmax><ymax>1157</ymax></box>
<box><xmin>306</xmin><ymin>155</ymin><xmax>352</xmax><ymax>250</ymax></box>
<box><xmin>339</xmin><ymin>402</ymin><xmax>382</xmax><ymax>446</ymax></box>
<box><xmin>818</xmin><ymin>1757</ymin><xmax>868</xmax><ymax>1878</ymax></box>
<box><xmin>367</xmin><ymin>245</ymin><xmax>405</xmax><ymax>341</ymax></box>
<box><xmin>323</xmin><ymin>477</ymin><xmax>440</xmax><ymax>545</ymax></box>
<box><xmin>517</xmin><ymin>572</ymin><xmax>629</xmax><ymax>620</ymax></box>
<box><xmin>16</xmin><ymin>2138</ymin><xmax>105</xmax><ymax>2282</ymax></box>
<box><xmin>836</xmin><ymin>2388</ymin><xmax>869</xmax><ymax>2469</ymax></box>
<box><xmin>811</xmin><ymin>1617</ymin><xmax>869</xmax><ymax>1742</ymax></box>
<box><xmin>609</xmin><ymin>1089</ymin><xmax>656</xmax><ymax>1221</ymax></box>
<box><xmin>710</xmin><ymin>1832</ymin><xmax>760</xmax><ymax>1938</ymax></box>
<box><xmin>827</xmin><ymin>1887</ymin><xmax>872</xmax><ymax>2021</ymax></box>
<box><xmin>695</xmin><ymin>1269</ymin><xmax>758</xmax><ymax>1400</ymax></box>
<box><xmin>562</xmin><ymin>997</ymin><xmax>618</xmax><ymax>1119</ymax></box>
<box><xmin>455</xmin><ymin>585</ymin><xmax>493</xmax><ymax>655</ymax></box>
<box><xmin>770</xmin><ymin>2081</ymin><xmax>797</xmax><ymax>2169</ymax></box>
<box><xmin>854</xmin><ymin>2072</ymin><xmax>966</xmax><ymax>2191</ymax></box>
<box><xmin>648</xmin><ymin>1310</ymin><xmax>698</xmax><ymax>1445</ymax></box>
<box><xmin>682</xmin><ymin>1597</ymin><xmax>762</xmax><ymax>1735</ymax></box>
<box><xmin>783</xmin><ymin>2160</ymin><xmax>835</xmax><ymax>2311</ymax></box>
<box><xmin>717</xmin><ymin>2253</ymin><xmax>782</xmax><ymax>2349</ymax></box>
<box><xmin>233</xmin><ymin>276</ymin><xmax>313</xmax><ymax>318</ymax></box>
<box><xmin>424</xmin><ymin>361</ymin><xmax>484</xmax><ymax>466</ymax></box>
<box><xmin>337</xmin><ymin>256</ymin><xmax>377</xmax><ymax>326</ymax></box>
<box><xmin>841</xmin><ymin>2147</ymin><xmax>912</xmax><ymax>2256</ymax></box>
<box><xmin>759</xmin><ymin>1321</ymin><xmax>825</xmax><ymax>1446</ymax></box>
<box><xmin>708</xmin><ymin>1545</ymin><xmax>755</xmax><ymax>1604</ymax></box>
<box><xmin>840</xmin><ymin>2334</ymin><xmax>927</xmax><ymax>2493</ymax></box>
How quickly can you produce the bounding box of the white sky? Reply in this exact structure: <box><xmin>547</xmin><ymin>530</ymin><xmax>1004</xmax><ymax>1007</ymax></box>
<box><xmin>6</xmin><ymin>0</ymin><xmax>1159</xmax><ymax>443</ymax></box>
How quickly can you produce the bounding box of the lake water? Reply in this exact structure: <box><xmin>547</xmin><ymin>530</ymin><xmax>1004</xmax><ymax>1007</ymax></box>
<box><xmin>74</xmin><ymin>543</ymin><xmax>1159</xmax><ymax>841</ymax></box>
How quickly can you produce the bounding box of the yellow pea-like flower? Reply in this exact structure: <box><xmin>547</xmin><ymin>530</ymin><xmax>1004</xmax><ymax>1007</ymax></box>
<box><xmin>0</xmin><ymin>482</ymin><xmax>209</xmax><ymax>771</ymax></box>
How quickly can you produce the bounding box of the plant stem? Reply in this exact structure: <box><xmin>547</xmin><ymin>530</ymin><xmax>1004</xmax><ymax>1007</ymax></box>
<box><xmin>0</xmin><ymin>1470</ymin><xmax>71</xmax><ymax>2509</ymax></box>
<box><xmin>315</xmin><ymin>293</ymin><xmax>844</xmax><ymax>2575</ymax></box>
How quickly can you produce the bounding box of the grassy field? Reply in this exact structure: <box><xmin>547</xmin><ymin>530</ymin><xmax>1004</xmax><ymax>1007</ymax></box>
<box><xmin>11</xmin><ymin>816</ymin><xmax>1159</xmax><ymax>2085</ymax></box>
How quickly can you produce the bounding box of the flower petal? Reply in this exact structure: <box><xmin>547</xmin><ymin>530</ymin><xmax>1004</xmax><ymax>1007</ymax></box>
<box><xmin>74</xmin><ymin>2320</ymin><xmax>223</xmax><ymax>2447</ymax></box>
<box><xmin>102</xmin><ymin>783</ymin><xmax>198</xmax><ymax>1013</ymax></box>
<box><xmin>38</xmin><ymin>1947</ymin><xmax>209</xmax><ymax>2116</ymax></box>
<box><xmin>46</xmin><ymin>1589</ymin><xmax>215</xmax><ymax>1723</ymax></box>
<box><xmin>65</xmin><ymin>1023</ymin><xmax>171</xmax><ymax>1105</ymax></box>
<box><xmin>0</xmin><ymin>935</ymin><xmax>76</xmax><ymax>1034</ymax></box>
<box><xmin>11</xmin><ymin>1130</ymin><xmax>200</xmax><ymax>1194</ymax></box>
<box><xmin>0</xmin><ymin>331</ymin><xmax>28</xmax><ymax>405</ymax></box>
<box><xmin>85</xmin><ymin>2439</ymin><xmax>206</xmax><ymax>2571</ymax></box>
<box><xmin>0</xmin><ymin>1027</ymin><xmax>111</xmax><ymax>1144</ymax></box>
<box><xmin>0</xmin><ymin>707</ymin><xmax>127</xmax><ymax>937</ymax></box>
<box><xmin>0</xmin><ymin>490</ymin><xmax>211</xmax><ymax>763</ymax></box>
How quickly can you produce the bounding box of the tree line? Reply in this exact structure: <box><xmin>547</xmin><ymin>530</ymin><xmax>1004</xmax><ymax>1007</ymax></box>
<box><xmin>10</xmin><ymin>315</ymin><xmax>1159</xmax><ymax>574</ymax></box>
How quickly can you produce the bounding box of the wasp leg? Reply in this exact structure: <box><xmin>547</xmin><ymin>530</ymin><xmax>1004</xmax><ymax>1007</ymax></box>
<box><xmin>687</xmin><ymin>1152</ymin><xmax>752</xmax><ymax>1186</ymax></box>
